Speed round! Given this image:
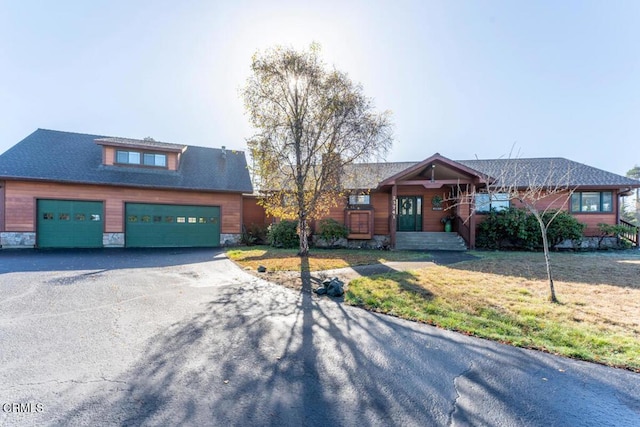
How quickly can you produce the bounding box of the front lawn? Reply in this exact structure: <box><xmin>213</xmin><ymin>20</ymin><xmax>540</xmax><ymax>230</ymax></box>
<box><xmin>347</xmin><ymin>251</ymin><xmax>640</xmax><ymax>371</ymax></box>
<box><xmin>227</xmin><ymin>247</ymin><xmax>640</xmax><ymax>371</ymax></box>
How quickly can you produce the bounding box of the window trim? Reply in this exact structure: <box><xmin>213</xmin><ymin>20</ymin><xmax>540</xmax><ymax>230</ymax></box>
<box><xmin>475</xmin><ymin>192</ymin><xmax>510</xmax><ymax>214</ymax></box>
<box><xmin>570</xmin><ymin>191</ymin><xmax>614</xmax><ymax>213</ymax></box>
<box><xmin>348</xmin><ymin>194</ymin><xmax>371</xmax><ymax>206</ymax></box>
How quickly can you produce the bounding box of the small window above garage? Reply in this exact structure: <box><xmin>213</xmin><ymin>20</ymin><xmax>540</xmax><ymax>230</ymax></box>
<box><xmin>116</xmin><ymin>150</ymin><xmax>167</xmax><ymax>167</ymax></box>
<box><xmin>95</xmin><ymin>136</ymin><xmax>186</xmax><ymax>171</ymax></box>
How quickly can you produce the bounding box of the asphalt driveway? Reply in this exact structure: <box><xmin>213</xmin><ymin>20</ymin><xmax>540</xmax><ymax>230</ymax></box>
<box><xmin>0</xmin><ymin>249</ymin><xmax>638</xmax><ymax>426</ymax></box>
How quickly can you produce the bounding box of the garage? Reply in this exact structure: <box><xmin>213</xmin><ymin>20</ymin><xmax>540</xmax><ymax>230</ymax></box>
<box><xmin>36</xmin><ymin>199</ymin><xmax>104</xmax><ymax>248</ymax></box>
<box><xmin>125</xmin><ymin>203</ymin><xmax>220</xmax><ymax>248</ymax></box>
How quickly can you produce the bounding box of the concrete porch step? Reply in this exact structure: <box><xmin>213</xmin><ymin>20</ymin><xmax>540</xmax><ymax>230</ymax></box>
<box><xmin>395</xmin><ymin>232</ymin><xmax>467</xmax><ymax>251</ymax></box>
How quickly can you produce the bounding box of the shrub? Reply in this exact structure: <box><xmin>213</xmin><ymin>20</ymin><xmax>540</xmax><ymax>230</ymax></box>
<box><xmin>241</xmin><ymin>223</ymin><xmax>268</xmax><ymax>246</ymax></box>
<box><xmin>317</xmin><ymin>218</ymin><xmax>349</xmax><ymax>247</ymax></box>
<box><xmin>543</xmin><ymin>210</ymin><xmax>585</xmax><ymax>249</ymax></box>
<box><xmin>477</xmin><ymin>208</ymin><xmax>537</xmax><ymax>250</ymax></box>
<box><xmin>267</xmin><ymin>220</ymin><xmax>299</xmax><ymax>248</ymax></box>
<box><xmin>597</xmin><ymin>223</ymin><xmax>631</xmax><ymax>249</ymax></box>
<box><xmin>476</xmin><ymin>208</ymin><xmax>585</xmax><ymax>251</ymax></box>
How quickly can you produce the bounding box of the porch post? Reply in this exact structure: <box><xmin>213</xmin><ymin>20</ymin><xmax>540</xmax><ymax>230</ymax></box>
<box><xmin>391</xmin><ymin>184</ymin><xmax>397</xmax><ymax>249</ymax></box>
<box><xmin>469</xmin><ymin>210</ymin><xmax>476</xmax><ymax>249</ymax></box>
<box><xmin>469</xmin><ymin>187</ymin><xmax>476</xmax><ymax>249</ymax></box>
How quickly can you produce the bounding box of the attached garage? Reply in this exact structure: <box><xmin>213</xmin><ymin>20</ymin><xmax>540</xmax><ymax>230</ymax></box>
<box><xmin>0</xmin><ymin>130</ymin><xmax>254</xmax><ymax>249</ymax></box>
<box><xmin>37</xmin><ymin>199</ymin><xmax>104</xmax><ymax>248</ymax></box>
<box><xmin>125</xmin><ymin>203</ymin><xmax>220</xmax><ymax>248</ymax></box>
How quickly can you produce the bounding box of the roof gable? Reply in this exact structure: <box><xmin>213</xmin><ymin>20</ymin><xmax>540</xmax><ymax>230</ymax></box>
<box><xmin>378</xmin><ymin>153</ymin><xmax>487</xmax><ymax>187</ymax></box>
<box><xmin>0</xmin><ymin>129</ymin><xmax>253</xmax><ymax>193</ymax></box>
<box><xmin>95</xmin><ymin>137</ymin><xmax>187</xmax><ymax>153</ymax></box>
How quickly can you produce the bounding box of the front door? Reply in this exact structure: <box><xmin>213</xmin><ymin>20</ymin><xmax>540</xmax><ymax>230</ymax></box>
<box><xmin>397</xmin><ymin>196</ymin><xmax>422</xmax><ymax>231</ymax></box>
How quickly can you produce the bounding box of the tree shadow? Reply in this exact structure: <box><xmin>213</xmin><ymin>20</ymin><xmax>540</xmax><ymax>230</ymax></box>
<box><xmin>51</xmin><ymin>266</ymin><xmax>640</xmax><ymax>426</ymax></box>
<box><xmin>448</xmin><ymin>250</ymin><xmax>640</xmax><ymax>289</ymax></box>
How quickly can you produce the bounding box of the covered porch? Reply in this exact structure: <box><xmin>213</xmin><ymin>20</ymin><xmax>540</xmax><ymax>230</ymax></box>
<box><xmin>376</xmin><ymin>153</ymin><xmax>487</xmax><ymax>250</ymax></box>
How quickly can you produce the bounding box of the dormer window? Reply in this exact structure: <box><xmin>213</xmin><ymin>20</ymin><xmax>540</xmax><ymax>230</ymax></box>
<box><xmin>96</xmin><ymin>136</ymin><xmax>185</xmax><ymax>171</ymax></box>
<box><xmin>143</xmin><ymin>153</ymin><xmax>167</xmax><ymax>167</ymax></box>
<box><xmin>116</xmin><ymin>150</ymin><xmax>167</xmax><ymax>168</ymax></box>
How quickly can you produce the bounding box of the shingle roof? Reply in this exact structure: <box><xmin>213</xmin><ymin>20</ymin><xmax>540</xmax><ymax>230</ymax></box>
<box><xmin>95</xmin><ymin>137</ymin><xmax>187</xmax><ymax>152</ymax></box>
<box><xmin>458</xmin><ymin>158</ymin><xmax>640</xmax><ymax>188</ymax></box>
<box><xmin>343</xmin><ymin>157</ymin><xmax>639</xmax><ymax>189</ymax></box>
<box><xmin>343</xmin><ymin>162</ymin><xmax>418</xmax><ymax>189</ymax></box>
<box><xmin>0</xmin><ymin>129</ymin><xmax>253</xmax><ymax>193</ymax></box>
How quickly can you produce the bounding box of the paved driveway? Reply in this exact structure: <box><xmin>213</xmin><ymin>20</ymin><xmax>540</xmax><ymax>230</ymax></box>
<box><xmin>1</xmin><ymin>249</ymin><xmax>638</xmax><ymax>426</ymax></box>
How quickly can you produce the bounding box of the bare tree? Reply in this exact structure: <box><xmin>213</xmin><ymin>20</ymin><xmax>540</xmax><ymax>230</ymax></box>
<box><xmin>243</xmin><ymin>44</ymin><xmax>393</xmax><ymax>256</ymax></box>
<box><xmin>626</xmin><ymin>165</ymin><xmax>640</xmax><ymax>224</ymax></box>
<box><xmin>452</xmin><ymin>157</ymin><xmax>578</xmax><ymax>303</ymax></box>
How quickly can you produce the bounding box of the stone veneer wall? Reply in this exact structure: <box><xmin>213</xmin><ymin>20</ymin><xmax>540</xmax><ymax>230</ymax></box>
<box><xmin>1</xmin><ymin>232</ymin><xmax>36</xmax><ymax>248</ymax></box>
<box><xmin>313</xmin><ymin>235</ymin><xmax>391</xmax><ymax>250</ymax></box>
<box><xmin>220</xmin><ymin>233</ymin><xmax>241</xmax><ymax>246</ymax></box>
<box><xmin>103</xmin><ymin>233</ymin><xmax>125</xmax><ymax>247</ymax></box>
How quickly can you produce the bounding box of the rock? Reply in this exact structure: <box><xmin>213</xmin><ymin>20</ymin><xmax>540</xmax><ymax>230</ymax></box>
<box><xmin>326</xmin><ymin>278</ymin><xmax>345</xmax><ymax>297</ymax></box>
<box><xmin>314</xmin><ymin>277</ymin><xmax>344</xmax><ymax>297</ymax></box>
<box><xmin>257</xmin><ymin>265</ymin><xmax>267</xmax><ymax>273</ymax></box>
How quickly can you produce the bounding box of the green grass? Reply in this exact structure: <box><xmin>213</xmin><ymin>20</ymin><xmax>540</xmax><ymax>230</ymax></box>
<box><xmin>345</xmin><ymin>252</ymin><xmax>640</xmax><ymax>371</ymax></box>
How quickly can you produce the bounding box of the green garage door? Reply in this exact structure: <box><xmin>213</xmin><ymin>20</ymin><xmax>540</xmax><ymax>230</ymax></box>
<box><xmin>37</xmin><ymin>199</ymin><xmax>104</xmax><ymax>248</ymax></box>
<box><xmin>125</xmin><ymin>203</ymin><xmax>220</xmax><ymax>248</ymax></box>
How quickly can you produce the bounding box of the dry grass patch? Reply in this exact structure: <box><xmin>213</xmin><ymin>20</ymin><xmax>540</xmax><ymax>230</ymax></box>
<box><xmin>226</xmin><ymin>246</ymin><xmax>430</xmax><ymax>272</ymax></box>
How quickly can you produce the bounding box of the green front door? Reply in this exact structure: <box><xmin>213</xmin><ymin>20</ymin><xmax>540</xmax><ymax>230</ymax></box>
<box><xmin>37</xmin><ymin>199</ymin><xmax>104</xmax><ymax>248</ymax></box>
<box><xmin>397</xmin><ymin>196</ymin><xmax>422</xmax><ymax>231</ymax></box>
<box><xmin>125</xmin><ymin>203</ymin><xmax>220</xmax><ymax>248</ymax></box>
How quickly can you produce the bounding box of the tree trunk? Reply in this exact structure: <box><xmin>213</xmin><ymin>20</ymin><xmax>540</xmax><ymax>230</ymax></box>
<box><xmin>538</xmin><ymin>219</ymin><xmax>558</xmax><ymax>303</ymax></box>
<box><xmin>298</xmin><ymin>216</ymin><xmax>310</xmax><ymax>256</ymax></box>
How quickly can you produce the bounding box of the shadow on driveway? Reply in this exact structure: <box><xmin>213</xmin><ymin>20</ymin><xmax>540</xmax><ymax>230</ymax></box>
<box><xmin>0</xmin><ymin>248</ymin><xmax>225</xmax><ymax>274</ymax></box>
<box><xmin>53</xmin><ymin>258</ymin><xmax>640</xmax><ymax>426</ymax></box>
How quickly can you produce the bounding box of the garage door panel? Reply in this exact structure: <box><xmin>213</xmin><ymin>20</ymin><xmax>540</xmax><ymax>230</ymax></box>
<box><xmin>125</xmin><ymin>203</ymin><xmax>220</xmax><ymax>248</ymax></box>
<box><xmin>37</xmin><ymin>200</ymin><xmax>103</xmax><ymax>248</ymax></box>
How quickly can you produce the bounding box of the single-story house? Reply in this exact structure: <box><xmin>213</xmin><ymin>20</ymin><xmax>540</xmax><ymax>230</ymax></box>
<box><xmin>244</xmin><ymin>153</ymin><xmax>640</xmax><ymax>250</ymax></box>
<box><xmin>0</xmin><ymin>129</ymin><xmax>253</xmax><ymax>248</ymax></box>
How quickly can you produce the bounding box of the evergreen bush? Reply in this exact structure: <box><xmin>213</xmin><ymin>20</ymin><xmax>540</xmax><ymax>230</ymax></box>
<box><xmin>267</xmin><ymin>220</ymin><xmax>299</xmax><ymax>248</ymax></box>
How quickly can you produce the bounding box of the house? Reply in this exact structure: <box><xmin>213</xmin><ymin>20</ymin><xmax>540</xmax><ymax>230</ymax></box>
<box><xmin>0</xmin><ymin>129</ymin><xmax>253</xmax><ymax>248</ymax></box>
<box><xmin>244</xmin><ymin>153</ymin><xmax>640</xmax><ymax>250</ymax></box>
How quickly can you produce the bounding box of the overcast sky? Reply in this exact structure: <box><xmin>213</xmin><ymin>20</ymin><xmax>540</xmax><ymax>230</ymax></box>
<box><xmin>1</xmin><ymin>0</ymin><xmax>638</xmax><ymax>175</ymax></box>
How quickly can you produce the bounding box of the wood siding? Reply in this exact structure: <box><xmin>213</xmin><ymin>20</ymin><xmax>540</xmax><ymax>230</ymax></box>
<box><xmin>240</xmin><ymin>187</ymin><xmax>624</xmax><ymax>240</ymax></box>
<box><xmin>3</xmin><ymin>181</ymin><xmax>242</xmax><ymax>234</ymax></box>
<box><xmin>0</xmin><ymin>180</ymin><xmax>5</xmax><ymax>231</ymax></box>
<box><xmin>242</xmin><ymin>196</ymin><xmax>268</xmax><ymax>228</ymax></box>
<box><xmin>474</xmin><ymin>189</ymin><xmax>620</xmax><ymax>237</ymax></box>
<box><xmin>372</xmin><ymin>192</ymin><xmax>390</xmax><ymax>234</ymax></box>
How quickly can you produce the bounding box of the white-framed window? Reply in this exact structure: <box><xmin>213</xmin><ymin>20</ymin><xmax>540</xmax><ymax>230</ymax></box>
<box><xmin>475</xmin><ymin>192</ymin><xmax>510</xmax><ymax>213</ymax></box>
<box><xmin>348</xmin><ymin>194</ymin><xmax>371</xmax><ymax>205</ymax></box>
